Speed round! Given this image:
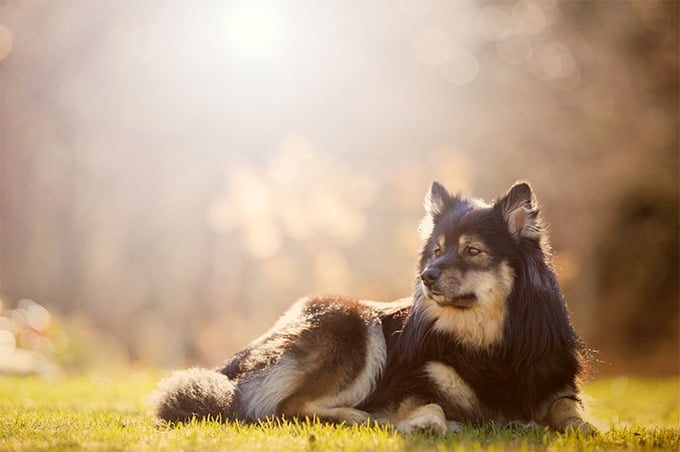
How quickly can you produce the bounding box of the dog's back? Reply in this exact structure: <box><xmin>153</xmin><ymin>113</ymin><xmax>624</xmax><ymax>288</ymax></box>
<box><xmin>152</xmin><ymin>296</ymin><xmax>403</xmax><ymax>424</ymax></box>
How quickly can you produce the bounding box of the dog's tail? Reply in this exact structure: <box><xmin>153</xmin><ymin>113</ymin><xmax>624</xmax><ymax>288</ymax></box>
<box><xmin>149</xmin><ymin>368</ymin><xmax>241</xmax><ymax>423</ymax></box>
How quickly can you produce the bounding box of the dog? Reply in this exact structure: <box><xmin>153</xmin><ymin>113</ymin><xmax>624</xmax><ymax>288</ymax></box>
<box><xmin>151</xmin><ymin>181</ymin><xmax>594</xmax><ymax>434</ymax></box>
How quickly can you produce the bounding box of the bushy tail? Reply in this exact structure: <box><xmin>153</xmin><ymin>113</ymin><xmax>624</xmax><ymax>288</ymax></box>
<box><xmin>149</xmin><ymin>368</ymin><xmax>240</xmax><ymax>423</ymax></box>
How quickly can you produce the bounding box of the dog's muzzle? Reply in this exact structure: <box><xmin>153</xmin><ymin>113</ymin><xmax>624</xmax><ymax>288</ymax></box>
<box><xmin>435</xmin><ymin>294</ymin><xmax>478</xmax><ymax>309</ymax></box>
<box><xmin>421</xmin><ymin>268</ymin><xmax>441</xmax><ymax>288</ymax></box>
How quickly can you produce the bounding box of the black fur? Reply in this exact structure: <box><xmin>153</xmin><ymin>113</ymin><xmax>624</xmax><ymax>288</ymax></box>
<box><xmin>362</xmin><ymin>184</ymin><xmax>585</xmax><ymax>424</ymax></box>
<box><xmin>151</xmin><ymin>181</ymin><xmax>588</xmax><ymax>430</ymax></box>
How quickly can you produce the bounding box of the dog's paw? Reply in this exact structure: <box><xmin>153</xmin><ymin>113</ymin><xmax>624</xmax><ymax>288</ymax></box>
<box><xmin>305</xmin><ymin>406</ymin><xmax>371</xmax><ymax>425</ymax></box>
<box><xmin>398</xmin><ymin>414</ymin><xmax>447</xmax><ymax>435</ymax></box>
<box><xmin>446</xmin><ymin>421</ymin><xmax>464</xmax><ymax>433</ymax></box>
<box><xmin>397</xmin><ymin>404</ymin><xmax>447</xmax><ymax>435</ymax></box>
<box><xmin>338</xmin><ymin>408</ymin><xmax>371</xmax><ymax>425</ymax></box>
<box><xmin>508</xmin><ymin>420</ymin><xmax>542</xmax><ymax>431</ymax></box>
<box><xmin>564</xmin><ymin>419</ymin><xmax>598</xmax><ymax>435</ymax></box>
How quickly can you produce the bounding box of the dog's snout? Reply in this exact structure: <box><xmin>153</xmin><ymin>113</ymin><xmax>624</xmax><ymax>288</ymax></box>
<box><xmin>421</xmin><ymin>268</ymin><xmax>441</xmax><ymax>287</ymax></box>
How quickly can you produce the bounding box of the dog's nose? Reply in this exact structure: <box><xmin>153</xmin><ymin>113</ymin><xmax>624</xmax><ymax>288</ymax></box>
<box><xmin>421</xmin><ymin>268</ymin><xmax>441</xmax><ymax>287</ymax></box>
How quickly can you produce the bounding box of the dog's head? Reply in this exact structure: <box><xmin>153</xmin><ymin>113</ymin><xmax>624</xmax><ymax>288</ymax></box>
<box><xmin>415</xmin><ymin>181</ymin><xmax>550</xmax><ymax>349</ymax></box>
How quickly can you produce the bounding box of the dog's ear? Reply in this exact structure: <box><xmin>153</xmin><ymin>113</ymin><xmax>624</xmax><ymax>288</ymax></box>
<box><xmin>419</xmin><ymin>181</ymin><xmax>454</xmax><ymax>239</ymax></box>
<box><xmin>496</xmin><ymin>182</ymin><xmax>543</xmax><ymax>240</ymax></box>
<box><xmin>424</xmin><ymin>181</ymin><xmax>454</xmax><ymax>217</ymax></box>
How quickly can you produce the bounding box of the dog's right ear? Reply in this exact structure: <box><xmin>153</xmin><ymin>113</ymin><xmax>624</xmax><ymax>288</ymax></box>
<box><xmin>419</xmin><ymin>181</ymin><xmax>454</xmax><ymax>239</ymax></box>
<box><xmin>495</xmin><ymin>181</ymin><xmax>543</xmax><ymax>241</ymax></box>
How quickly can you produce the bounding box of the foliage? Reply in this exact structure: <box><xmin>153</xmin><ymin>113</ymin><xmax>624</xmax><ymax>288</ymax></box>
<box><xmin>0</xmin><ymin>373</ymin><xmax>677</xmax><ymax>451</ymax></box>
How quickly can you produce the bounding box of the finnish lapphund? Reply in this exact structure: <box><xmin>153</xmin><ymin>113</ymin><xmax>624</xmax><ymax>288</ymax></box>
<box><xmin>151</xmin><ymin>181</ymin><xmax>595</xmax><ymax>434</ymax></box>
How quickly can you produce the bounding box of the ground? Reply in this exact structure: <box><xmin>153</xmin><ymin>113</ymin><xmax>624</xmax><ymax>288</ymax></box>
<box><xmin>0</xmin><ymin>372</ymin><xmax>678</xmax><ymax>451</ymax></box>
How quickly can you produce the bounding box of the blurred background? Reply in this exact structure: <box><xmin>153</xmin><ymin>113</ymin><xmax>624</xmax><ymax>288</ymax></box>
<box><xmin>0</xmin><ymin>0</ymin><xmax>677</xmax><ymax>376</ymax></box>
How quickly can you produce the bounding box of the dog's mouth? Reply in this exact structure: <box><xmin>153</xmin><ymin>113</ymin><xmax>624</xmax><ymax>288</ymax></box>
<box><xmin>432</xmin><ymin>293</ymin><xmax>478</xmax><ymax>309</ymax></box>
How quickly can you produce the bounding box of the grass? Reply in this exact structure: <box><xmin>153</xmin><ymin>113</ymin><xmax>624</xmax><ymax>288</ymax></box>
<box><xmin>0</xmin><ymin>371</ymin><xmax>678</xmax><ymax>451</ymax></box>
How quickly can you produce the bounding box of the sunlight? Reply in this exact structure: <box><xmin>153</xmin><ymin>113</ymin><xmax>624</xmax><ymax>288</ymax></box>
<box><xmin>220</xmin><ymin>2</ymin><xmax>282</xmax><ymax>61</ymax></box>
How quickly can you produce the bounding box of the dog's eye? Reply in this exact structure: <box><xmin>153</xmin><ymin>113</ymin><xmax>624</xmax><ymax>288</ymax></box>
<box><xmin>466</xmin><ymin>246</ymin><xmax>482</xmax><ymax>257</ymax></box>
<box><xmin>433</xmin><ymin>246</ymin><xmax>442</xmax><ymax>257</ymax></box>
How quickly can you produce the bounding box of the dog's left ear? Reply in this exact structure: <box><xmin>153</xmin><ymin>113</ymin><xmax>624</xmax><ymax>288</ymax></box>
<box><xmin>495</xmin><ymin>182</ymin><xmax>543</xmax><ymax>240</ymax></box>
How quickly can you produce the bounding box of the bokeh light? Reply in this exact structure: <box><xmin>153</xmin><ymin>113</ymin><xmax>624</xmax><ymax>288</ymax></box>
<box><xmin>441</xmin><ymin>48</ymin><xmax>480</xmax><ymax>85</ymax></box>
<box><xmin>0</xmin><ymin>25</ymin><xmax>12</xmax><ymax>62</ymax></box>
<box><xmin>414</xmin><ymin>27</ymin><xmax>454</xmax><ymax>67</ymax></box>
<box><xmin>0</xmin><ymin>0</ymin><xmax>676</xmax><ymax>375</ymax></box>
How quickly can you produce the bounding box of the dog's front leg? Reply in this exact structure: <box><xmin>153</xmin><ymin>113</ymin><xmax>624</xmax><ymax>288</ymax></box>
<box><xmin>547</xmin><ymin>397</ymin><xmax>597</xmax><ymax>434</ymax></box>
<box><xmin>386</xmin><ymin>398</ymin><xmax>449</xmax><ymax>435</ymax></box>
<box><xmin>397</xmin><ymin>403</ymin><xmax>448</xmax><ymax>434</ymax></box>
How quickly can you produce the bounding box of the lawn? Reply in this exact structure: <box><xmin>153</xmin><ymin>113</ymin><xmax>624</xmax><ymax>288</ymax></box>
<box><xmin>0</xmin><ymin>371</ymin><xmax>678</xmax><ymax>451</ymax></box>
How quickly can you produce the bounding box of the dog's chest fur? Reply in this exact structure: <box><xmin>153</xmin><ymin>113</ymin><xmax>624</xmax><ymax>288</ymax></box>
<box><xmin>365</xmin><ymin>305</ymin><xmax>577</xmax><ymax>423</ymax></box>
<box><xmin>437</xmin><ymin>342</ymin><xmax>581</xmax><ymax>422</ymax></box>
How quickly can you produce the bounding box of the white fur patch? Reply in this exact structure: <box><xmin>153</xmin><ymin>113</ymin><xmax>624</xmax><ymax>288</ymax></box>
<box><xmin>239</xmin><ymin>311</ymin><xmax>387</xmax><ymax>420</ymax></box>
<box><xmin>239</xmin><ymin>354</ymin><xmax>306</xmax><ymax>419</ymax></box>
<box><xmin>420</xmin><ymin>261</ymin><xmax>514</xmax><ymax>348</ymax></box>
<box><xmin>425</xmin><ymin>361</ymin><xmax>479</xmax><ymax>414</ymax></box>
<box><xmin>308</xmin><ymin>320</ymin><xmax>386</xmax><ymax>410</ymax></box>
<box><xmin>237</xmin><ymin>299</ymin><xmax>315</xmax><ymax>419</ymax></box>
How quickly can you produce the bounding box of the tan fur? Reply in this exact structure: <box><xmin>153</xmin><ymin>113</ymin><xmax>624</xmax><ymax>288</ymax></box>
<box><xmin>424</xmin><ymin>361</ymin><xmax>480</xmax><ymax>415</ymax></box>
<box><xmin>389</xmin><ymin>398</ymin><xmax>448</xmax><ymax>434</ymax></box>
<box><xmin>421</xmin><ymin>261</ymin><xmax>514</xmax><ymax>348</ymax></box>
<box><xmin>547</xmin><ymin>397</ymin><xmax>595</xmax><ymax>434</ymax></box>
<box><xmin>458</xmin><ymin>234</ymin><xmax>491</xmax><ymax>265</ymax></box>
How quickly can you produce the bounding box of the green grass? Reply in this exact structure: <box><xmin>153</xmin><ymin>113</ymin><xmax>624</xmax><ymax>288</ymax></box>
<box><xmin>0</xmin><ymin>372</ymin><xmax>678</xmax><ymax>451</ymax></box>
